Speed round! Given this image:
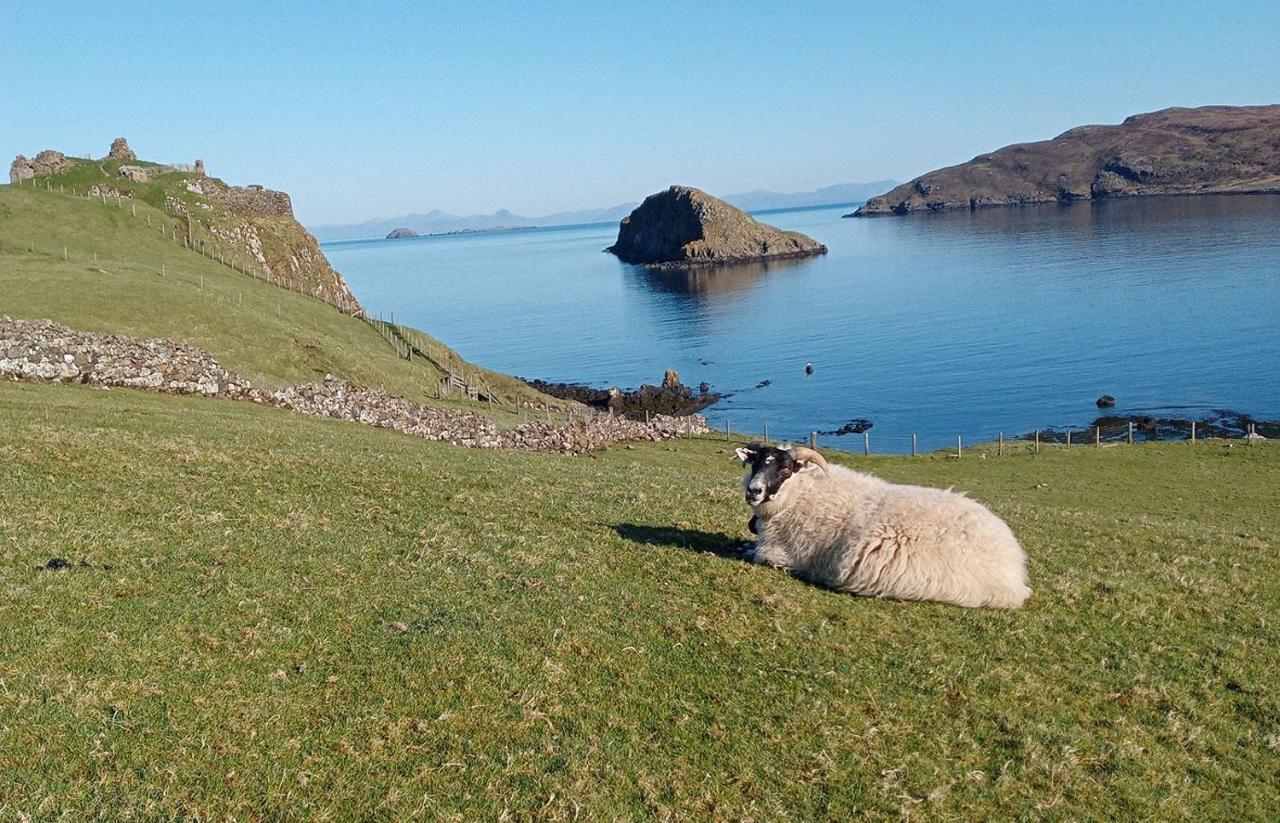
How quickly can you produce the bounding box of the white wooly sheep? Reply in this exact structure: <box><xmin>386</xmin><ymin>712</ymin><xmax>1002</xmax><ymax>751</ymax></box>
<box><xmin>736</xmin><ymin>444</ymin><xmax>1031</xmax><ymax>609</ymax></box>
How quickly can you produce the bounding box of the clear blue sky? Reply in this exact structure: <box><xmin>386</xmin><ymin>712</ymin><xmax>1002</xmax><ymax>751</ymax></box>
<box><xmin>3</xmin><ymin>1</ymin><xmax>1278</xmax><ymax>225</ymax></box>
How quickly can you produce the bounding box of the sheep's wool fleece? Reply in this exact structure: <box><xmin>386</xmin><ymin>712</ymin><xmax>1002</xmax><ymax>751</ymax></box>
<box><xmin>752</xmin><ymin>465</ymin><xmax>1031</xmax><ymax>608</ymax></box>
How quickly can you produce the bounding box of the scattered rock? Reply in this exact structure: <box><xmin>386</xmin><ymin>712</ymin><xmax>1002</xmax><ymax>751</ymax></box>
<box><xmin>108</xmin><ymin>137</ymin><xmax>137</xmax><ymax>161</ymax></box>
<box><xmin>42</xmin><ymin>557</ymin><xmax>72</xmax><ymax>571</ymax></box>
<box><xmin>606</xmin><ymin>186</ymin><xmax>827</xmax><ymax>268</ymax></box>
<box><xmin>662</xmin><ymin>369</ymin><xmax>681</xmax><ymax>390</ymax></box>
<box><xmin>823</xmin><ymin>419</ymin><xmax>873</xmax><ymax>436</ymax></box>
<box><xmin>1096</xmin><ymin>394</ymin><xmax>1117</xmax><ymax>408</ymax></box>
<box><xmin>755</xmin><ymin>379</ymin><xmax>772</xmax><ymax>389</ymax></box>
<box><xmin>194</xmin><ymin>159</ymin><xmax>205</xmax><ymax>176</ymax></box>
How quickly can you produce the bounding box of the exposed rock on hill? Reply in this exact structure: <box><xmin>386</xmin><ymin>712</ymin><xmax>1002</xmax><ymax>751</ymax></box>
<box><xmin>386</xmin><ymin>227</ymin><xmax>419</xmax><ymax>239</ymax></box>
<box><xmin>608</xmin><ymin>186</ymin><xmax>826</xmax><ymax>268</ymax></box>
<box><xmin>9</xmin><ymin>150</ymin><xmax>75</xmax><ymax>183</ymax></box>
<box><xmin>108</xmin><ymin>137</ymin><xmax>136</xmax><ymax>161</ymax></box>
<box><xmin>117</xmin><ymin>165</ymin><xmax>150</xmax><ymax>182</ymax></box>
<box><xmin>852</xmin><ymin>105</ymin><xmax>1280</xmax><ymax>216</ymax></box>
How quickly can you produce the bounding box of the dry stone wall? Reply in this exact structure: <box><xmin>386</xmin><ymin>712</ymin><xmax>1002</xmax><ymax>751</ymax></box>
<box><xmin>1</xmin><ymin>317</ymin><xmax>710</xmax><ymax>454</ymax></box>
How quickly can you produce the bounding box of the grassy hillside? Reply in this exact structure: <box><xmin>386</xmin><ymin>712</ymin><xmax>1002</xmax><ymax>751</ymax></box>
<box><xmin>16</xmin><ymin>154</ymin><xmax>362</xmax><ymax>310</ymax></box>
<box><xmin>1</xmin><ymin>380</ymin><xmax>1276</xmax><ymax>818</ymax></box>
<box><xmin>0</xmin><ymin>184</ymin><xmax>555</xmax><ymax>413</ymax></box>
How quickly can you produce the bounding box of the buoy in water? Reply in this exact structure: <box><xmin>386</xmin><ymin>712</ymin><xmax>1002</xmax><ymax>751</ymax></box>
<box><xmin>805</xmin><ymin>362</ymin><xmax>814</xmax><ymax>376</ymax></box>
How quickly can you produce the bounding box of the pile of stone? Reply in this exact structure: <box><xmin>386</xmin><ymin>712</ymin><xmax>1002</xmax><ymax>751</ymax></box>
<box><xmin>1</xmin><ymin>317</ymin><xmax>249</xmax><ymax>396</ymax></box>
<box><xmin>260</xmin><ymin>378</ymin><xmax>510</xmax><ymax>449</ymax></box>
<box><xmin>0</xmin><ymin>317</ymin><xmax>709</xmax><ymax>454</ymax></box>
<box><xmin>86</xmin><ymin>184</ymin><xmax>133</xmax><ymax>200</ymax></box>
<box><xmin>253</xmin><ymin>378</ymin><xmax>707</xmax><ymax>452</ymax></box>
<box><xmin>108</xmin><ymin>137</ymin><xmax>137</xmax><ymax>161</ymax></box>
<box><xmin>9</xmin><ymin>150</ymin><xmax>76</xmax><ymax>183</ymax></box>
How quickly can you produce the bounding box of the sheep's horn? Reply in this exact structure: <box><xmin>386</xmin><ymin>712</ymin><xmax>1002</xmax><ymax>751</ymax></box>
<box><xmin>788</xmin><ymin>446</ymin><xmax>831</xmax><ymax>477</ymax></box>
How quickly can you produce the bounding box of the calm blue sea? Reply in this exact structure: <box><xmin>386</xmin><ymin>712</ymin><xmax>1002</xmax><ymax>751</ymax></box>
<box><xmin>324</xmin><ymin>196</ymin><xmax>1280</xmax><ymax>452</ymax></box>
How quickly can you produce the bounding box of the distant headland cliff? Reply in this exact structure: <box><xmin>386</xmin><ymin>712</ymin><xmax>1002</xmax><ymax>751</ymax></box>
<box><xmin>852</xmin><ymin>105</ymin><xmax>1280</xmax><ymax>216</ymax></box>
<box><xmin>607</xmin><ymin>186</ymin><xmax>826</xmax><ymax>268</ymax></box>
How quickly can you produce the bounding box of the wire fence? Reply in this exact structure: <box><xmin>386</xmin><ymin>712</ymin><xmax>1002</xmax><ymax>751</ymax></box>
<box><xmin>707</xmin><ymin>416</ymin><xmax>1277</xmax><ymax>457</ymax></box>
<box><xmin>8</xmin><ymin>175</ymin><xmax>359</xmax><ymax>315</ymax></box>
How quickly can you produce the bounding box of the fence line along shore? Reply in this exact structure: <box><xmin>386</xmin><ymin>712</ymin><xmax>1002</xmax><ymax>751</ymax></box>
<box><xmin>707</xmin><ymin>417</ymin><xmax>1274</xmax><ymax>458</ymax></box>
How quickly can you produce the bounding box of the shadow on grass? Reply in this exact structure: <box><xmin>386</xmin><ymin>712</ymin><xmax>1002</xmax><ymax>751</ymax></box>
<box><xmin>611</xmin><ymin>523</ymin><xmax>749</xmax><ymax>560</ymax></box>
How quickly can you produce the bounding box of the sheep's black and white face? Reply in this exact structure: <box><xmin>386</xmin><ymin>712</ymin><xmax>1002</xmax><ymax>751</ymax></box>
<box><xmin>736</xmin><ymin>444</ymin><xmax>803</xmax><ymax>508</ymax></box>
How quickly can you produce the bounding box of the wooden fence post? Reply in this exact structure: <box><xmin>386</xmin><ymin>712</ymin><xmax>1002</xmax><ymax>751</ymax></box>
<box><xmin>1095</xmin><ymin>426</ymin><xmax>1101</xmax><ymax>448</ymax></box>
<box><xmin>863</xmin><ymin>431</ymin><xmax>870</xmax><ymax>456</ymax></box>
<box><xmin>809</xmin><ymin>431</ymin><xmax>817</xmax><ymax>450</ymax></box>
<box><xmin>998</xmin><ymin>431</ymin><xmax>1004</xmax><ymax>456</ymax></box>
<box><xmin>762</xmin><ymin>423</ymin><xmax>768</xmax><ymax>444</ymax></box>
<box><xmin>911</xmin><ymin>433</ymin><xmax>917</xmax><ymax>458</ymax></box>
<box><xmin>1066</xmin><ymin>429</ymin><xmax>1072</xmax><ymax>450</ymax></box>
<box><xmin>1128</xmin><ymin>422</ymin><xmax>1134</xmax><ymax>445</ymax></box>
<box><xmin>1191</xmin><ymin>421</ymin><xmax>1196</xmax><ymax>442</ymax></box>
<box><xmin>1034</xmin><ymin>429</ymin><xmax>1040</xmax><ymax>454</ymax></box>
<box><xmin>956</xmin><ymin>435</ymin><xmax>962</xmax><ymax>459</ymax></box>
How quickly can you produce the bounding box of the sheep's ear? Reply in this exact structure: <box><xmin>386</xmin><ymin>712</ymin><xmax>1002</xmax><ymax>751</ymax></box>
<box><xmin>795</xmin><ymin>458</ymin><xmax>822</xmax><ymax>474</ymax></box>
<box><xmin>734</xmin><ymin>447</ymin><xmax>754</xmax><ymax>463</ymax></box>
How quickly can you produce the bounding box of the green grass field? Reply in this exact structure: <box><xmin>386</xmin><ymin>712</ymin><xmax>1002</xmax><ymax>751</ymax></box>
<box><xmin>0</xmin><ymin>185</ymin><xmax>553</xmax><ymax>413</ymax></box>
<box><xmin>1</xmin><ymin>380</ymin><xmax>1276</xmax><ymax>818</ymax></box>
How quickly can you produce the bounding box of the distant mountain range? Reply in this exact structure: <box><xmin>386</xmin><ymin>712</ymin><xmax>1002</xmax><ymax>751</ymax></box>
<box><xmin>309</xmin><ymin>181</ymin><xmax>897</xmax><ymax>242</ymax></box>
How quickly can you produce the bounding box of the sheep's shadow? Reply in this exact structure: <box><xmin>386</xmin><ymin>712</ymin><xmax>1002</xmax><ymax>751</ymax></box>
<box><xmin>611</xmin><ymin>523</ymin><xmax>750</xmax><ymax>560</ymax></box>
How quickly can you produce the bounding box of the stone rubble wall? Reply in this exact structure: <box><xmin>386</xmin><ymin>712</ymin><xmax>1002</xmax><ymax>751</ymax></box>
<box><xmin>183</xmin><ymin>176</ymin><xmax>294</xmax><ymax>217</ymax></box>
<box><xmin>9</xmin><ymin>150</ymin><xmax>76</xmax><ymax>183</ymax></box>
<box><xmin>0</xmin><ymin>317</ymin><xmax>709</xmax><ymax>454</ymax></box>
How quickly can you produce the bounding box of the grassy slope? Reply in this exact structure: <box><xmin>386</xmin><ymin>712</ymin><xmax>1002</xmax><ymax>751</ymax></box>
<box><xmin>1</xmin><ymin>380</ymin><xmax>1276</xmax><ymax>819</ymax></box>
<box><xmin>0</xmin><ymin>184</ymin><xmax>553</xmax><ymax>412</ymax></box>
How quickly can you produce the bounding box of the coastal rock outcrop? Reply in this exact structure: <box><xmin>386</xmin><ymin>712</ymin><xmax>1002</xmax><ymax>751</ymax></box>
<box><xmin>386</xmin><ymin>227</ymin><xmax>419</xmax><ymax>239</ymax></box>
<box><xmin>608</xmin><ymin>186</ymin><xmax>826</xmax><ymax>267</ymax></box>
<box><xmin>852</xmin><ymin>105</ymin><xmax>1280</xmax><ymax>216</ymax></box>
<box><xmin>108</xmin><ymin>137</ymin><xmax>137</xmax><ymax>161</ymax></box>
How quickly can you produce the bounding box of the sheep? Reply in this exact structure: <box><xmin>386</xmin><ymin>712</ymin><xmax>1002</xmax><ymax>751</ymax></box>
<box><xmin>735</xmin><ymin>443</ymin><xmax>1031</xmax><ymax>609</ymax></box>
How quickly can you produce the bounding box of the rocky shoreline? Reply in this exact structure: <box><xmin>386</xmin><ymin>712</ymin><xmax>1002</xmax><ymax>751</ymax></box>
<box><xmin>523</xmin><ymin>369</ymin><xmax>720</xmax><ymax>419</ymax></box>
<box><xmin>0</xmin><ymin>317</ymin><xmax>708</xmax><ymax>454</ymax></box>
<box><xmin>1034</xmin><ymin>411</ymin><xmax>1277</xmax><ymax>443</ymax></box>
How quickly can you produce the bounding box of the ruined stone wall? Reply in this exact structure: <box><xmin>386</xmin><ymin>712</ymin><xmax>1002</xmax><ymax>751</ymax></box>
<box><xmin>1</xmin><ymin>317</ymin><xmax>710</xmax><ymax>454</ymax></box>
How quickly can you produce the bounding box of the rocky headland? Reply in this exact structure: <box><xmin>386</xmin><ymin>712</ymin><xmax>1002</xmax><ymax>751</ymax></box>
<box><xmin>1</xmin><ymin>316</ymin><xmax>709</xmax><ymax>454</ymax></box>
<box><xmin>386</xmin><ymin>227</ymin><xmax>419</xmax><ymax>239</ymax></box>
<box><xmin>9</xmin><ymin>138</ymin><xmax>362</xmax><ymax>314</ymax></box>
<box><xmin>607</xmin><ymin>186</ymin><xmax>826</xmax><ymax>268</ymax></box>
<box><xmin>852</xmin><ymin>105</ymin><xmax>1280</xmax><ymax>216</ymax></box>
